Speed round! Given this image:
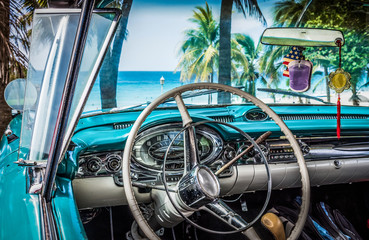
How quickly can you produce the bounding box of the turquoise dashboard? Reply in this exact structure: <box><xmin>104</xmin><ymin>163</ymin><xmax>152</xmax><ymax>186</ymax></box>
<box><xmin>65</xmin><ymin>104</ymin><xmax>369</xmax><ymax>209</ymax></box>
<box><xmin>73</xmin><ymin>104</ymin><xmax>369</xmax><ymax>152</ymax></box>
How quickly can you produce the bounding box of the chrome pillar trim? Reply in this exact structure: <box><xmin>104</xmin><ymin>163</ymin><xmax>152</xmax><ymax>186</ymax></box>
<box><xmin>40</xmin><ymin>197</ymin><xmax>58</xmax><ymax>240</ymax></box>
<box><xmin>42</xmin><ymin>0</ymin><xmax>96</xmax><ymax>202</ymax></box>
<box><xmin>60</xmin><ymin>8</ymin><xmax>122</xmax><ymax>157</ymax></box>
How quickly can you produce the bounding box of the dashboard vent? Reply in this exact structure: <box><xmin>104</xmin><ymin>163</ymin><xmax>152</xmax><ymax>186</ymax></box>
<box><xmin>210</xmin><ymin>116</ymin><xmax>234</xmax><ymax>122</ymax></box>
<box><xmin>279</xmin><ymin>114</ymin><xmax>369</xmax><ymax>121</ymax></box>
<box><xmin>113</xmin><ymin>122</ymin><xmax>134</xmax><ymax>130</ymax></box>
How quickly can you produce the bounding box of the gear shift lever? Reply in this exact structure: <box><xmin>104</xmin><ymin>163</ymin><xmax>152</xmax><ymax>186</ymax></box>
<box><xmin>261</xmin><ymin>213</ymin><xmax>286</xmax><ymax>240</ymax></box>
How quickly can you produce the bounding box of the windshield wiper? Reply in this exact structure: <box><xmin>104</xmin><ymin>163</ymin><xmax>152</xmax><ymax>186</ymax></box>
<box><xmin>257</xmin><ymin>88</ymin><xmax>330</xmax><ymax>104</ymax></box>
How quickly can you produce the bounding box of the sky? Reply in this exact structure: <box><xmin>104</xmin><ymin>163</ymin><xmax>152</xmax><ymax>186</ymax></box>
<box><xmin>28</xmin><ymin>0</ymin><xmax>276</xmax><ymax>72</ymax></box>
<box><xmin>119</xmin><ymin>0</ymin><xmax>275</xmax><ymax>71</ymax></box>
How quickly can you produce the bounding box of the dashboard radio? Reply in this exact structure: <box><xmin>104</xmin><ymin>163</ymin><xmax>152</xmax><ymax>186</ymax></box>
<box><xmin>268</xmin><ymin>140</ymin><xmax>310</xmax><ymax>162</ymax></box>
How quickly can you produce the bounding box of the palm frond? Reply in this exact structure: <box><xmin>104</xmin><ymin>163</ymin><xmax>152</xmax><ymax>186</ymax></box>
<box><xmin>234</xmin><ymin>0</ymin><xmax>267</xmax><ymax>26</ymax></box>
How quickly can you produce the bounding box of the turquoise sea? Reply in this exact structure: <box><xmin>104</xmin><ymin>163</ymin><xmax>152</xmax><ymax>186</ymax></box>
<box><xmin>85</xmin><ymin>71</ymin><xmax>193</xmax><ymax>112</ymax></box>
<box><xmin>31</xmin><ymin>70</ymin><xmax>335</xmax><ymax>114</ymax></box>
<box><xmin>84</xmin><ymin>70</ymin><xmax>324</xmax><ymax>112</ymax></box>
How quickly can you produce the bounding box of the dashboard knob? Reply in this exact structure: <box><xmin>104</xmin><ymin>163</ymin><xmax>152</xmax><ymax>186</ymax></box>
<box><xmin>86</xmin><ymin>157</ymin><xmax>102</xmax><ymax>173</ymax></box>
<box><xmin>300</xmin><ymin>142</ymin><xmax>310</xmax><ymax>155</ymax></box>
<box><xmin>106</xmin><ymin>154</ymin><xmax>122</xmax><ymax>172</ymax></box>
<box><xmin>223</xmin><ymin>145</ymin><xmax>236</xmax><ymax>161</ymax></box>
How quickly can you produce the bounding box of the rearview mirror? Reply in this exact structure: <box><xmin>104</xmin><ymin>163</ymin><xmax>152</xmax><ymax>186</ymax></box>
<box><xmin>261</xmin><ymin>28</ymin><xmax>344</xmax><ymax>47</ymax></box>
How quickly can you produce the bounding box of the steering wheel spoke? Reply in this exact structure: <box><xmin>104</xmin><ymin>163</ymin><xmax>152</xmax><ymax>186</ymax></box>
<box><xmin>174</xmin><ymin>94</ymin><xmax>192</xmax><ymax>127</ymax></box>
<box><xmin>123</xmin><ymin>83</ymin><xmax>310</xmax><ymax>239</ymax></box>
<box><xmin>174</xmin><ymin>94</ymin><xmax>200</xmax><ymax>168</ymax></box>
<box><xmin>184</xmin><ymin>125</ymin><xmax>200</xmax><ymax>169</ymax></box>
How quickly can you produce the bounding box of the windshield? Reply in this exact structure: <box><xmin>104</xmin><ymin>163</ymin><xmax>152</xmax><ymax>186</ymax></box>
<box><xmin>82</xmin><ymin>0</ymin><xmax>368</xmax><ymax>115</ymax></box>
<box><xmin>20</xmin><ymin>9</ymin><xmax>117</xmax><ymax>161</ymax></box>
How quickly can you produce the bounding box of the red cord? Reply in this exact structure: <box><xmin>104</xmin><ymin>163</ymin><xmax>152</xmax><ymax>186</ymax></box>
<box><xmin>336</xmin><ymin>39</ymin><xmax>342</xmax><ymax>68</ymax></box>
<box><xmin>337</xmin><ymin>94</ymin><xmax>341</xmax><ymax>139</ymax></box>
<box><xmin>335</xmin><ymin>39</ymin><xmax>342</xmax><ymax>139</ymax></box>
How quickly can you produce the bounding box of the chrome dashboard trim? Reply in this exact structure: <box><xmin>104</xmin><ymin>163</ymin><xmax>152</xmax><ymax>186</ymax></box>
<box><xmin>131</xmin><ymin>123</ymin><xmax>223</xmax><ymax>172</ymax></box>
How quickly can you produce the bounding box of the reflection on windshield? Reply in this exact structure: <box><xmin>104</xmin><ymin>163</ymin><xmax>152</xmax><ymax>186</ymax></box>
<box><xmin>83</xmin><ymin>0</ymin><xmax>368</xmax><ymax>114</ymax></box>
<box><xmin>20</xmin><ymin>12</ymin><xmax>79</xmax><ymax>161</ymax></box>
<box><xmin>20</xmin><ymin>11</ymin><xmax>116</xmax><ymax>161</ymax></box>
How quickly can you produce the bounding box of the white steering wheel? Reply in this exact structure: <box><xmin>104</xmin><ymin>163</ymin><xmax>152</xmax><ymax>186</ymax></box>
<box><xmin>123</xmin><ymin>83</ymin><xmax>310</xmax><ymax>239</ymax></box>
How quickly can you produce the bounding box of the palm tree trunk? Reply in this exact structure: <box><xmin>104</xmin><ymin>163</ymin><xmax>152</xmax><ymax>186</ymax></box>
<box><xmin>351</xmin><ymin>83</ymin><xmax>359</xmax><ymax>106</ymax></box>
<box><xmin>251</xmin><ymin>78</ymin><xmax>256</xmax><ymax>96</ymax></box>
<box><xmin>208</xmin><ymin>67</ymin><xmax>214</xmax><ymax>104</ymax></box>
<box><xmin>324</xmin><ymin>66</ymin><xmax>330</xmax><ymax>103</ymax></box>
<box><xmin>0</xmin><ymin>0</ymin><xmax>12</xmax><ymax>134</ymax></box>
<box><xmin>100</xmin><ymin>0</ymin><xmax>132</xmax><ymax>109</ymax></box>
<box><xmin>218</xmin><ymin>0</ymin><xmax>232</xmax><ymax>104</ymax></box>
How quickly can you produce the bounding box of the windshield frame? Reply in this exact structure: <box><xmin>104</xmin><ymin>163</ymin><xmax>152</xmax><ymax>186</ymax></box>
<box><xmin>17</xmin><ymin>4</ymin><xmax>122</xmax><ymax>202</ymax></box>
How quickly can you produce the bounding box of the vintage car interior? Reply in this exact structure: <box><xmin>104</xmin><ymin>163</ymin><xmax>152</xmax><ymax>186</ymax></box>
<box><xmin>71</xmin><ymin>90</ymin><xmax>369</xmax><ymax>239</ymax></box>
<box><xmin>0</xmin><ymin>0</ymin><xmax>368</xmax><ymax>240</ymax></box>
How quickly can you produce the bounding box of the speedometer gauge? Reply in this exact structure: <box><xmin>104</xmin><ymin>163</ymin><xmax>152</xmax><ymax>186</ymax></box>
<box><xmin>132</xmin><ymin>124</ymin><xmax>223</xmax><ymax>171</ymax></box>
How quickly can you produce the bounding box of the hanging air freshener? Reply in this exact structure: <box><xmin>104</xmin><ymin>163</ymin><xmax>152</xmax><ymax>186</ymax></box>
<box><xmin>282</xmin><ymin>46</ymin><xmax>305</xmax><ymax>78</ymax></box>
<box><xmin>328</xmin><ymin>39</ymin><xmax>351</xmax><ymax>139</ymax></box>
<box><xmin>288</xmin><ymin>60</ymin><xmax>313</xmax><ymax>92</ymax></box>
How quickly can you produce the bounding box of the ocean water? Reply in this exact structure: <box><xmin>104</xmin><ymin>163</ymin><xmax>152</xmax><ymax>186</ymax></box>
<box><xmin>85</xmin><ymin>71</ymin><xmax>194</xmax><ymax>112</ymax></box>
<box><xmin>28</xmin><ymin>70</ymin><xmax>342</xmax><ymax>114</ymax></box>
<box><xmin>84</xmin><ymin>70</ymin><xmax>332</xmax><ymax>113</ymax></box>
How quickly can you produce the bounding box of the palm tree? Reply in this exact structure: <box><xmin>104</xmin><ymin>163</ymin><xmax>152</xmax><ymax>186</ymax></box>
<box><xmin>271</xmin><ymin>0</ymin><xmax>369</xmax><ymax>106</ymax></box>
<box><xmin>309</xmin><ymin>54</ymin><xmax>332</xmax><ymax>102</ymax></box>
<box><xmin>233</xmin><ymin>33</ymin><xmax>266</xmax><ymax>96</ymax></box>
<box><xmin>218</xmin><ymin>0</ymin><xmax>266</xmax><ymax>104</ymax></box>
<box><xmin>176</xmin><ymin>3</ymin><xmax>219</xmax><ymax>84</ymax></box>
<box><xmin>273</xmin><ymin>0</ymin><xmax>311</xmax><ymax>27</ymax></box>
<box><xmin>258</xmin><ymin>44</ymin><xmax>288</xmax><ymax>102</ymax></box>
<box><xmin>176</xmin><ymin>3</ymin><xmax>219</xmax><ymax>104</ymax></box>
<box><xmin>99</xmin><ymin>0</ymin><xmax>133</xmax><ymax>109</ymax></box>
<box><xmin>0</xmin><ymin>0</ymin><xmax>45</xmax><ymax>134</ymax></box>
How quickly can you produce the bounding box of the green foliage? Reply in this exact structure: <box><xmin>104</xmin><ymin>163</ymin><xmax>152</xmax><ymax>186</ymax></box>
<box><xmin>303</xmin><ymin>0</ymin><xmax>369</xmax><ymax>105</ymax></box>
<box><xmin>232</xmin><ymin>33</ymin><xmax>266</xmax><ymax>95</ymax></box>
<box><xmin>260</xmin><ymin>0</ymin><xmax>369</xmax><ymax>105</ymax></box>
<box><xmin>0</xmin><ymin>0</ymin><xmax>46</xmax><ymax>84</ymax></box>
<box><xmin>176</xmin><ymin>3</ymin><xmax>265</xmax><ymax>96</ymax></box>
<box><xmin>176</xmin><ymin>3</ymin><xmax>219</xmax><ymax>83</ymax></box>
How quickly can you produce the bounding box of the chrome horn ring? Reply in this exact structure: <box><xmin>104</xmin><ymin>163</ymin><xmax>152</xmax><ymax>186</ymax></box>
<box><xmin>160</xmin><ymin>120</ymin><xmax>272</xmax><ymax>234</ymax></box>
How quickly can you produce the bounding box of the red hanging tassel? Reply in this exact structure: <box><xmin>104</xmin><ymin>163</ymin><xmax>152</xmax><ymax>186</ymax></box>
<box><xmin>337</xmin><ymin>94</ymin><xmax>341</xmax><ymax>139</ymax></box>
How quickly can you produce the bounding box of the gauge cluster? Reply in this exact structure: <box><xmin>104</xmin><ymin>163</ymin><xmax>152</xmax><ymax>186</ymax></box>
<box><xmin>132</xmin><ymin>124</ymin><xmax>223</xmax><ymax>171</ymax></box>
<box><xmin>77</xmin><ymin>151</ymin><xmax>123</xmax><ymax>177</ymax></box>
<box><xmin>75</xmin><ymin>123</ymin><xmax>318</xmax><ymax>186</ymax></box>
<box><xmin>75</xmin><ymin>124</ymin><xmax>309</xmax><ymax>184</ymax></box>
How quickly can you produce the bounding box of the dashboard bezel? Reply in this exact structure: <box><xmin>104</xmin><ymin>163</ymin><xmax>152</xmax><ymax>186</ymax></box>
<box><xmin>131</xmin><ymin>123</ymin><xmax>223</xmax><ymax>172</ymax></box>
